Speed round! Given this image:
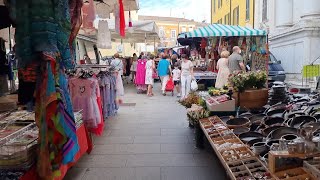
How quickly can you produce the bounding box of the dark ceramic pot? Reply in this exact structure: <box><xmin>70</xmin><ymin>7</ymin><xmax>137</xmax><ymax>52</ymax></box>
<box><xmin>264</xmin><ymin>117</ymin><xmax>285</xmax><ymax>126</ymax></box>
<box><xmin>226</xmin><ymin>117</ymin><xmax>251</xmax><ymax>129</ymax></box>
<box><xmin>290</xmin><ymin>115</ymin><xmax>317</xmax><ymax>128</ymax></box>
<box><xmin>239</xmin><ymin>132</ymin><xmax>264</xmax><ymax>143</ymax></box>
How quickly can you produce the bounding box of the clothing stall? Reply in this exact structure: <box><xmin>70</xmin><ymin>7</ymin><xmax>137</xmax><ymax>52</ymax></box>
<box><xmin>0</xmin><ymin>0</ymin><xmax>138</xmax><ymax>179</ymax></box>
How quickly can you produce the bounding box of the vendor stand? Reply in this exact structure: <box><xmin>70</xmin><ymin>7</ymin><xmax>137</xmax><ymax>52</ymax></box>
<box><xmin>178</xmin><ymin>24</ymin><xmax>269</xmax><ymax>91</ymax></box>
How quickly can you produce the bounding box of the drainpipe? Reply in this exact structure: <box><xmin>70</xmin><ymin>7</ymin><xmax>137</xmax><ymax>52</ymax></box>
<box><xmin>253</xmin><ymin>0</ymin><xmax>255</xmax><ymax>28</ymax></box>
<box><xmin>229</xmin><ymin>0</ymin><xmax>232</xmax><ymax>25</ymax></box>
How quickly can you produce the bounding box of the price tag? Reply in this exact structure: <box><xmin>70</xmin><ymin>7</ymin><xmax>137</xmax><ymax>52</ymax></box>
<box><xmin>303</xmin><ymin>65</ymin><xmax>320</xmax><ymax>78</ymax></box>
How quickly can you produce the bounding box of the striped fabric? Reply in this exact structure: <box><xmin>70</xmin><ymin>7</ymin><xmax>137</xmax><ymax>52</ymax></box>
<box><xmin>178</xmin><ymin>24</ymin><xmax>267</xmax><ymax>38</ymax></box>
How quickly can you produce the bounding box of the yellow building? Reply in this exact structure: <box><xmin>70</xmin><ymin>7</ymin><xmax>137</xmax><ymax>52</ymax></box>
<box><xmin>211</xmin><ymin>0</ymin><xmax>255</xmax><ymax>28</ymax></box>
<box><xmin>139</xmin><ymin>16</ymin><xmax>207</xmax><ymax>47</ymax></box>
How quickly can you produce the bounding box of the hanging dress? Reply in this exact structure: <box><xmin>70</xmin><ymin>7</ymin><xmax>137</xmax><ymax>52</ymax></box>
<box><xmin>135</xmin><ymin>59</ymin><xmax>147</xmax><ymax>91</ymax></box>
<box><xmin>69</xmin><ymin>77</ymin><xmax>104</xmax><ymax>135</ymax></box>
<box><xmin>145</xmin><ymin>60</ymin><xmax>154</xmax><ymax>85</ymax></box>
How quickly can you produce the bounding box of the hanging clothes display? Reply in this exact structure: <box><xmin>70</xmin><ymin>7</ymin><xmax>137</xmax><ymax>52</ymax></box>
<box><xmin>69</xmin><ymin>74</ymin><xmax>104</xmax><ymax>136</ymax></box>
<box><xmin>6</xmin><ymin>0</ymin><xmax>83</xmax><ymax>178</ymax></box>
<box><xmin>135</xmin><ymin>59</ymin><xmax>147</xmax><ymax>93</ymax></box>
<box><xmin>81</xmin><ymin>0</ymin><xmax>96</xmax><ymax>35</ymax></box>
<box><xmin>97</xmin><ymin>20</ymin><xmax>112</xmax><ymax>49</ymax></box>
<box><xmin>97</xmin><ymin>72</ymin><xmax>118</xmax><ymax>118</ymax></box>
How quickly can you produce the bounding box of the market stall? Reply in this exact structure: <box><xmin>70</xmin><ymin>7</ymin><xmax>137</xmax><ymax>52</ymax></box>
<box><xmin>0</xmin><ymin>0</ymin><xmax>131</xmax><ymax>179</ymax></box>
<box><xmin>177</xmin><ymin>24</ymin><xmax>268</xmax><ymax>91</ymax></box>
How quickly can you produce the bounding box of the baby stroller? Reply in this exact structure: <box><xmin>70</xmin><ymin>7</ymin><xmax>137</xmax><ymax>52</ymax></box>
<box><xmin>165</xmin><ymin>77</ymin><xmax>174</xmax><ymax>96</ymax></box>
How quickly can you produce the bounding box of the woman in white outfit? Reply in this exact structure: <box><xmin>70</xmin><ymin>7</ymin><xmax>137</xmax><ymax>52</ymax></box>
<box><xmin>180</xmin><ymin>54</ymin><xmax>194</xmax><ymax>99</ymax></box>
<box><xmin>215</xmin><ymin>50</ymin><xmax>231</xmax><ymax>89</ymax></box>
<box><xmin>145</xmin><ymin>54</ymin><xmax>156</xmax><ymax>96</ymax></box>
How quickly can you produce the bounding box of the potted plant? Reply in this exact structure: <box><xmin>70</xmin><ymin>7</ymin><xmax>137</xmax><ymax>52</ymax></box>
<box><xmin>229</xmin><ymin>71</ymin><xmax>268</xmax><ymax>108</ymax></box>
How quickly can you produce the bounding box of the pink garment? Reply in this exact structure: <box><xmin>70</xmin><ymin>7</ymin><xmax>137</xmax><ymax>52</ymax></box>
<box><xmin>135</xmin><ymin>59</ymin><xmax>147</xmax><ymax>85</ymax></box>
<box><xmin>69</xmin><ymin>78</ymin><xmax>102</xmax><ymax>133</ymax></box>
<box><xmin>82</xmin><ymin>0</ymin><xmax>96</xmax><ymax>34</ymax></box>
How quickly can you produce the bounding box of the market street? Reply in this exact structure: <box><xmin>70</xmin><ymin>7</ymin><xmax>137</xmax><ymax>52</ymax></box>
<box><xmin>65</xmin><ymin>82</ymin><xmax>228</xmax><ymax>180</ymax></box>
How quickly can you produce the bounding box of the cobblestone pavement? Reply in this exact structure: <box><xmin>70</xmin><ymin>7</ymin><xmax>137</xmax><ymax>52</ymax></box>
<box><xmin>65</xmin><ymin>82</ymin><xmax>228</xmax><ymax>180</ymax></box>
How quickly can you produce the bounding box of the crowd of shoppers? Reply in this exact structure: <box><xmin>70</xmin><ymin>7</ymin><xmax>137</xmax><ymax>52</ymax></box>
<box><xmin>114</xmin><ymin>45</ymin><xmax>245</xmax><ymax>100</ymax></box>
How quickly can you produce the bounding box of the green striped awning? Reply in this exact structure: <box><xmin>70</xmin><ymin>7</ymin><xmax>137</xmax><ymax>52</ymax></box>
<box><xmin>178</xmin><ymin>24</ymin><xmax>267</xmax><ymax>38</ymax></box>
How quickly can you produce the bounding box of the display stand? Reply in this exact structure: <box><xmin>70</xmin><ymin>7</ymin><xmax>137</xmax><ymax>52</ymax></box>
<box><xmin>20</xmin><ymin>124</ymin><xmax>92</xmax><ymax>180</ymax></box>
<box><xmin>268</xmin><ymin>151</ymin><xmax>320</xmax><ymax>173</ymax></box>
<box><xmin>199</xmin><ymin>116</ymin><xmax>275</xmax><ymax>179</ymax></box>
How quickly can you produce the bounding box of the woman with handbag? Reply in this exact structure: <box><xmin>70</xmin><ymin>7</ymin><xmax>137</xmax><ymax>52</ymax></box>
<box><xmin>145</xmin><ymin>54</ymin><xmax>156</xmax><ymax>96</ymax></box>
<box><xmin>180</xmin><ymin>54</ymin><xmax>194</xmax><ymax>99</ymax></box>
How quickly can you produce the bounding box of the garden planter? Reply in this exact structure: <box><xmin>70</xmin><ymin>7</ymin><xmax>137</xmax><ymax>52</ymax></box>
<box><xmin>233</xmin><ymin>89</ymin><xmax>268</xmax><ymax>109</ymax></box>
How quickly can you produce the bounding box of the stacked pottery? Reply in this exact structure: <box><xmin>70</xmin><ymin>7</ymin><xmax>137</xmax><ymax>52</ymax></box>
<box><xmin>269</xmin><ymin>85</ymin><xmax>289</xmax><ymax>105</ymax></box>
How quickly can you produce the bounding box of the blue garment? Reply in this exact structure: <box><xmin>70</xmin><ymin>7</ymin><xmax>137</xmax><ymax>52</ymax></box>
<box><xmin>157</xmin><ymin>59</ymin><xmax>170</xmax><ymax>77</ymax></box>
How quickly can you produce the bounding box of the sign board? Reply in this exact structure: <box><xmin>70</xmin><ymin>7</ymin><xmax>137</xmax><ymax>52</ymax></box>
<box><xmin>303</xmin><ymin>65</ymin><xmax>320</xmax><ymax>78</ymax></box>
<box><xmin>116</xmin><ymin>45</ymin><xmax>123</xmax><ymax>53</ymax></box>
<box><xmin>251</xmin><ymin>52</ymin><xmax>268</xmax><ymax>71</ymax></box>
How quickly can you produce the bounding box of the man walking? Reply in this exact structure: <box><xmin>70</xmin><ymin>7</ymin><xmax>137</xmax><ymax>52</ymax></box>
<box><xmin>228</xmin><ymin>46</ymin><xmax>245</xmax><ymax>73</ymax></box>
<box><xmin>157</xmin><ymin>53</ymin><xmax>171</xmax><ymax>96</ymax></box>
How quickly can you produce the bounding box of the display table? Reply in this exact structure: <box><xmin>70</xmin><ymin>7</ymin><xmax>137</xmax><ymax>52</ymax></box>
<box><xmin>20</xmin><ymin>124</ymin><xmax>92</xmax><ymax>180</ymax></box>
<box><xmin>193</xmin><ymin>71</ymin><xmax>217</xmax><ymax>81</ymax></box>
<box><xmin>199</xmin><ymin>116</ymin><xmax>275</xmax><ymax>179</ymax></box>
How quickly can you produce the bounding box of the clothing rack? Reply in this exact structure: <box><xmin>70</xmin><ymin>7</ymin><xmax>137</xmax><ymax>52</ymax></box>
<box><xmin>76</xmin><ymin>64</ymin><xmax>110</xmax><ymax>69</ymax></box>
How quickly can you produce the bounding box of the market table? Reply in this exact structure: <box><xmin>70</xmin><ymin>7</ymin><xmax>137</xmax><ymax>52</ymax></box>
<box><xmin>20</xmin><ymin>124</ymin><xmax>92</xmax><ymax>180</ymax></box>
<box><xmin>193</xmin><ymin>71</ymin><xmax>217</xmax><ymax>81</ymax></box>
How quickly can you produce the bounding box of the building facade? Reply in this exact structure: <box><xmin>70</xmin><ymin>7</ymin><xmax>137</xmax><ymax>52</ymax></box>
<box><xmin>255</xmin><ymin>0</ymin><xmax>320</xmax><ymax>75</ymax></box>
<box><xmin>211</xmin><ymin>0</ymin><xmax>255</xmax><ymax>27</ymax></box>
<box><xmin>139</xmin><ymin>15</ymin><xmax>206</xmax><ymax>47</ymax></box>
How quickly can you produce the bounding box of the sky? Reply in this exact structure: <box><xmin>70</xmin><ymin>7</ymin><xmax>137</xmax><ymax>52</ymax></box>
<box><xmin>138</xmin><ymin>0</ymin><xmax>211</xmax><ymax>23</ymax></box>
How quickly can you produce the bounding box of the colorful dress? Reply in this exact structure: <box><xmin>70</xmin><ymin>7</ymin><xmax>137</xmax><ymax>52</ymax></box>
<box><xmin>135</xmin><ymin>59</ymin><xmax>147</xmax><ymax>91</ymax></box>
<box><xmin>69</xmin><ymin>78</ymin><xmax>104</xmax><ymax>135</ymax></box>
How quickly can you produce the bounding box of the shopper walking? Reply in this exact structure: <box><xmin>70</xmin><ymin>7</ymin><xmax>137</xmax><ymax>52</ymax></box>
<box><xmin>228</xmin><ymin>46</ymin><xmax>245</xmax><ymax>73</ymax></box>
<box><xmin>145</xmin><ymin>54</ymin><xmax>156</xmax><ymax>96</ymax></box>
<box><xmin>215</xmin><ymin>50</ymin><xmax>231</xmax><ymax>89</ymax></box>
<box><xmin>180</xmin><ymin>54</ymin><xmax>194</xmax><ymax>99</ymax></box>
<box><xmin>130</xmin><ymin>53</ymin><xmax>138</xmax><ymax>82</ymax></box>
<box><xmin>172</xmin><ymin>62</ymin><xmax>181</xmax><ymax>97</ymax></box>
<box><xmin>171</xmin><ymin>54</ymin><xmax>180</xmax><ymax>69</ymax></box>
<box><xmin>157</xmin><ymin>53</ymin><xmax>171</xmax><ymax>96</ymax></box>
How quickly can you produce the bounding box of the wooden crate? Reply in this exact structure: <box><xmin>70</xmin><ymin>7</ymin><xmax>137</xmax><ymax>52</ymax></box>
<box><xmin>268</xmin><ymin>151</ymin><xmax>320</xmax><ymax>173</ymax></box>
<box><xmin>303</xmin><ymin>161</ymin><xmax>320</xmax><ymax>180</ymax></box>
<box><xmin>233</xmin><ymin>89</ymin><xmax>268</xmax><ymax>109</ymax></box>
<box><xmin>206</xmin><ymin>99</ymin><xmax>235</xmax><ymax>112</ymax></box>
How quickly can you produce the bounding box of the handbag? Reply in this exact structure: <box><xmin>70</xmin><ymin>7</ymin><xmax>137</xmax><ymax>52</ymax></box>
<box><xmin>152</xmin><ymin>70</ymin><xmax>158</xmax><ymax>79</ymax></box>
<box><xmin>190</xmin><ymin>79</ymin><xmax>198</xmax><ymax>91</ymax></box>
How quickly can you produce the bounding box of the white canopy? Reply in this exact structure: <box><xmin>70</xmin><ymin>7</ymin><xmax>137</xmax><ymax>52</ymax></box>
<box><xmin>103</xmin><ymin>19</ymin><xmax>159</xmax><ymax>43</ymax></box>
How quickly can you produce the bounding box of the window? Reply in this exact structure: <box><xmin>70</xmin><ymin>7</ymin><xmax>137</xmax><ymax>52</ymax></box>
<box><xmin>218</xmin><ymin>0</ymin><xmax>222</xmax><ymax>8</ymax></box>
<box><xmin>213</xmin><ymin>0</ymin><xmax>216</xmax><ymax>13</ymax></box>
<box><xmin>246</xmin><ymin>0</ymin><xmax>250</xmax><ymax>20</ymax></box>
<box><xmin>233</xmin><ymin>6</ymin><xmax>239</xmax><ymax>25</ymax></box>
<box><xmin>217</xmin><ymin>18</ymin><xmax>222</xmax><ymax>24</ymax></box>
<box><xmin>224</xmin><ymin>13</ymin><xmax>230</xmax><ymax>25</ymax></box>
<box><xmin>181</xmin><ymin>27</ymin><xmax>187</xmax><ymax>33</ymax></box>
<box><xmin>171</xmin><ymin>30</ymin><xmax>176</xmax><ymax>38</ymax></box>
<box><xmin>262</xmin><ymin>0</ymin><xmax>268</xmax><ymax>22</ymax></box>
<box><xmin>159</xmin><ymin>28</ymin><xmax>165</xmax><ymax>38</ymax></box>
<box><xmin>189</xmin><ymin>27</ymin><xmax>193</xmax><ymax>32</ymax></box>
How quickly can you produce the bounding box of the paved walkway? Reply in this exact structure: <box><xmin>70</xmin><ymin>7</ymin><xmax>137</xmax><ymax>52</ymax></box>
<box><xmin>65</xmin><ymin>82</ymin><xmax>228</xmax><ymax>180</ymax></box>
